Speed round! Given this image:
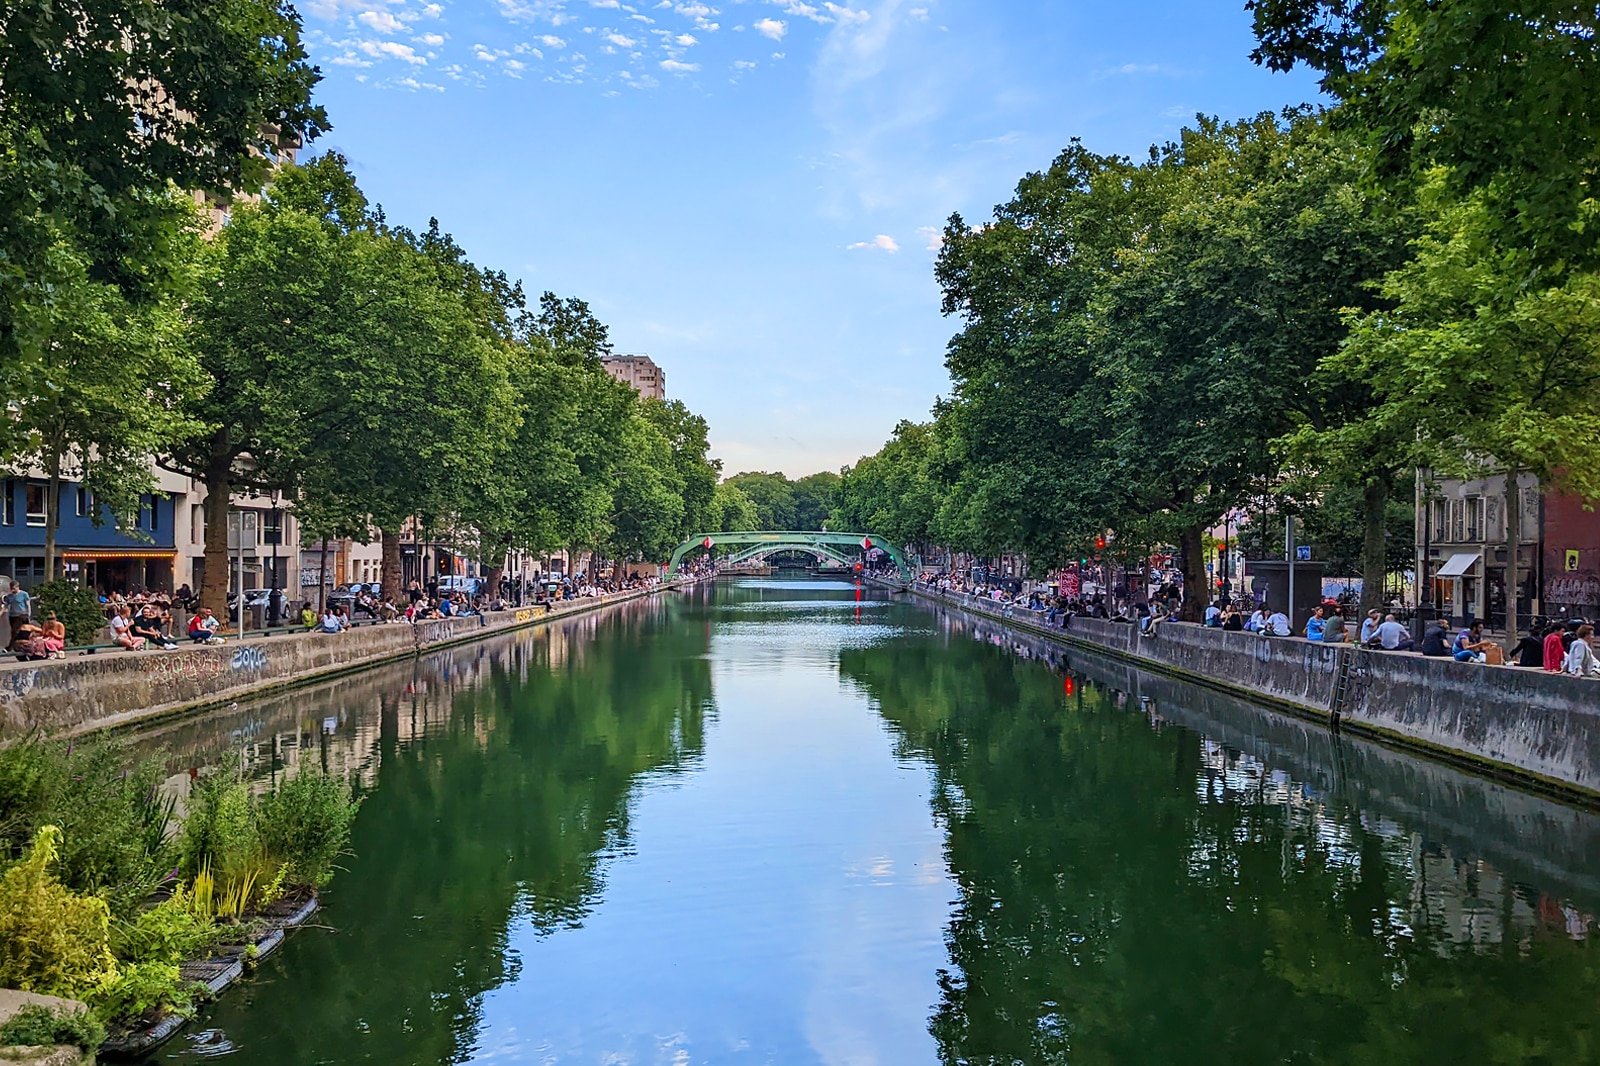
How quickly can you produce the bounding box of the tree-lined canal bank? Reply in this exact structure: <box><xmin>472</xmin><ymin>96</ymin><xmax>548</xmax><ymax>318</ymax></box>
<box><xmin>125</xmin><ymin>578</ymin><xmax>1600</xmax><ymax>1064</ymax></box>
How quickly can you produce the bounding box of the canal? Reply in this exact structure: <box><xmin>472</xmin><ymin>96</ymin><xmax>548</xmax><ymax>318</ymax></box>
<box><xmin>131</xmin><ymin>577</ymin><xmax>1600</xmax><ymax>1064</ymax></box>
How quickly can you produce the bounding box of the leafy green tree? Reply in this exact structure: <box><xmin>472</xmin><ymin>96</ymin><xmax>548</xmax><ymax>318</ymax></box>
<box><xmin>834</xmin><ymin>419</ymin><xmax>950</xmax><ymax>552</ymax></box>
<box><xmin>5</xmin><ymin>226</ymin><xmax>206</xmax><ymax>578</ymax></box>
<box><xmin>1249</xmin><ymin>0</ymin><xmax>1600</xmax><ymax>267</ymax></box>
<box><xmin>722</xmin><ymin>472</ymin><xmax>798</xmax><ymax>530</ymax></box>
<box><xmin>791</xmin><ymin>471</ymin><xmax>840</xmax><ymax>531</ymax></box>
<box><xmin>708</xmin><ymin>482</ymin><xmax>759</xmax><ymax>532</ymax></box>
<box><xmin>0</xmin><ymin>0</ymin><xmax>327</xmax><ymax>370</ymax></box>
<box><xmin>640</xmin><ymin>399</ymin><xmax>720</xmax><ymax>540</ymax></box>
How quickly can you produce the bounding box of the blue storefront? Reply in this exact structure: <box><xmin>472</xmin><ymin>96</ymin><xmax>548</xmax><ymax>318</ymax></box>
<box><xmin>0</xmin><ymin>477</ymin><xmax>178</xmax><ymax>593</ymax></box>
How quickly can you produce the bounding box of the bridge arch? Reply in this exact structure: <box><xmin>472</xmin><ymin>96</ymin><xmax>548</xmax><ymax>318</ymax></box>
<box><xmin>666</xmin><ymin>531</ymin><xmax>913</xmax><ymax>581</ymax></box>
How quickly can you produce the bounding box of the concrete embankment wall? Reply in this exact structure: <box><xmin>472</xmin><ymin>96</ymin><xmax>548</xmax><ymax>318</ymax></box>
<box><xmin>897</xmin><ymin>582</ymin><xmax>1600</xmax><ymax>801</ymax></box>
<box><xmin>0</xmin><ymin>587</ymin><xmax>678</xmax><ymax>738</ymax></box>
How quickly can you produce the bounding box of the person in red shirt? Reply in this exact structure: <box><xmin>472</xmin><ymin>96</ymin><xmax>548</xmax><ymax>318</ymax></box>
<box><xmin>1543</xmin><ymin>624</ymin><xmax>1567</xmax><ymax>672</ymax></box>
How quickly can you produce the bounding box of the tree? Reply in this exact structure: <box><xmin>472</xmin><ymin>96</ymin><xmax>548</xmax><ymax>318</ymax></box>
<box><xmin>1334</xmin><ymin>182</ymin><xmax>1600</xmax><ymax>640</ymax></box>
<box><xmin>708</xmin><ymin>483</ymin><xmax>759</xmax><ymax>533</ymax></box>
<box><xmin>5</xmin><ymin>228</ymin><xmax>205</xmax><ymax>579</ymax></box>
<box><xmin>640</xmin><ymin>399</ymin><xmax>720</xmax><ymax>540</ymax></box>
<box><xmin>1249</xmin><ymin>0</ymin><xmax>1600</xmax><ymax>268</ymax></box>
<box><xmin>722</xmin><ymin>472</ymin><xmax>798</xmax><ymax>530</ymax></box>
<box><xmin>791</xmin><ymin>472</ymin><xmax>840</xmax><ymax>531</ymax></box>
<box><xmin>0</xmin><ymin>0</ymin><xmax>327</xmax><ymax>368</ymax></box>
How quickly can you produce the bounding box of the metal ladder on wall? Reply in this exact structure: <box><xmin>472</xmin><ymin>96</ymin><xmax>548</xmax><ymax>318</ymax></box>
<box><xmin>1328</xmin><ymin>648</ymin><xmax>1355</xmax><ymax>729</ymax></box>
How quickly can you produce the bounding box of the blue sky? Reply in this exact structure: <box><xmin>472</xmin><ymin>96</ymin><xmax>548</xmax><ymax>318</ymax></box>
<box><xmin>298</xmin><ymin>0</ymin><xmax>1321</xmax><ymax>476</ymax></box>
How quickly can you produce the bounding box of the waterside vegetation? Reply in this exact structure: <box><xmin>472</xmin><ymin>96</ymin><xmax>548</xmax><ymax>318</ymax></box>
<box><xmin>0</xmin><ymin>737</ymin><xmax>358</xmax><ymax>1038</ymax></box>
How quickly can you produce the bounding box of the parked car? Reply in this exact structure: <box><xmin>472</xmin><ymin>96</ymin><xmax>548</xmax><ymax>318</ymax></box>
<box><xmin>437</xmin><ymin>576</ymin><xmax>481</xmax><ymax>596</ymax></box>
<box><xmin>226</xmin><ymin>587</ymin><xmax>279</xmax><ymax>621</ymax></box>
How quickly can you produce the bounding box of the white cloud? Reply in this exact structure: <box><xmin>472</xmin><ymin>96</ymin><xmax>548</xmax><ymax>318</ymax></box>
<box><xmin>660</xmin><ymin>57</ymin><xmax>700</xmax><ymax>71</ymax></box>
<box><xmin>591</xmin><ymin>0</ymin><xmax>621</xmax><ymax>7</ymax></box>
<box><xmin>733</xmin><ymin>58</ymin><xmax>757</xmax><ymax>69</ymax></box>
<box><xmin>775</xmin><ymin>0</ymin><xmax>829</xmax><ymax>20</ymax></box>
<box><xmin>754</xmin><ymin>16</ymin><xmax>786</xmax><ymax>39</ymax></box>
<box><xmin>419</xmin><ymin>3</ymin><xmax>443</xmax><ymax>15</ymax></box>
<box><xmin>391</xmin><ymin>75</ymin><xmax>445</xmax><ymax>90</ymax></box>
<box><xmin>414</xmin><ymin>31</ymin><xmax>446</xmax><ymax>45</ymax></box>
<box><xmin>824</xmin><ymin>2</ymin><xmax>869</xmax><ymax>26</ymax></box>
<box><xmin>357</xmin><ymin>9</ymin><xmax>407</xmax><ymax>33</ymax></box>
<box><xmin>538</xmin><ymin>33</ymin><xmax>567</xmax><ymax>46</ymax></box>
<box><xmin>847</xmin><ymin>234</ymin><xmax>898</xmax><ymax>252</ymax></box>
<box><xmin>674</xmin><ymin>32</ymin><xmax>697</xmax><ymax>44</ymax></box>
<box><xmin>359</xmin><ymin>38</ymin><xmax>426</xmax><ymax>63</ymax></box>
<box><xmin>473</xmin><ymin>43</ymin><xmax>506</xmax><ymax>60</ymax></box>
<box><xmin>917</xmin><ymin>225</ymin><xmax>943</xmax><ymax>251</ymax></box>
<box><xmin>606</xmin><ymin>31</ymin><xmax>637</xmax><ymax>45</ymax></box>
<box><xmin>328</xmin><ymin>52</ymin><xmax>375</xmax><ymax>66</ymax></box>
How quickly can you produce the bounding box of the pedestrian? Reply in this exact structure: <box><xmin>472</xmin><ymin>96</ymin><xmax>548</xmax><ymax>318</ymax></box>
<box><xmin>5</xmin><ymin>580</ymin><xmax>31</xmax><ymax>650</ymax></box>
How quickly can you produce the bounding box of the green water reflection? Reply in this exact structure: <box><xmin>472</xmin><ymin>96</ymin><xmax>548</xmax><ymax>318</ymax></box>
<box><xmin>138</xmin><ymin>579</ymin><xmax>1598</xmax><ymax>1065</ymax></box>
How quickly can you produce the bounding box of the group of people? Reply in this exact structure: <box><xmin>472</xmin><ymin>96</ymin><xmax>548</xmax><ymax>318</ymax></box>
<box><xmin>1430</xmin><ymin>618</ymin><xmax>1599</xmax><ymax>677</ymax></box>
<box><xmin>6</xmin><ymin>579</ymin><xmax>65</xmax><ymax>661</ymax></box>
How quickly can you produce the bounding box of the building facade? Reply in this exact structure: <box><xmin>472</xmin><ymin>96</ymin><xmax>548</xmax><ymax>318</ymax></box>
<box><xmin>601</xmin><ymin>355</ymin><xmax>666</xmax><ymax>400</ymax></box>
<box><xmin>1415</xmin><ymin>470</ymin><xmax>1599</xmax><ymax>625</ymax></box>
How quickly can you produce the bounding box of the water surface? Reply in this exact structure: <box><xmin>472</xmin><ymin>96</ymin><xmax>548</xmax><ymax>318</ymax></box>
<box><xmin>138</xmin><ymin>577</ymin><xmax>1600</xmax><ymax>1065</ymax></box>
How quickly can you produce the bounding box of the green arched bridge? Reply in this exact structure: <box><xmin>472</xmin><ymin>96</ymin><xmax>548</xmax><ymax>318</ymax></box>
<box><xmin>665</xmin><ymin>531</ymin><xmax>913</xmax><ymax>581</ymax></box>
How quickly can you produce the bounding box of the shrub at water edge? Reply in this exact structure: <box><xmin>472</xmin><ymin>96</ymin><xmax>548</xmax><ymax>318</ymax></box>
<box><xmin>0</xmin><ymin>1003</ymin><xmax>107</xmax><ymax>1052</ymax></box>
<box><xmin>256</xmin><ymin>770</ymin><xmax>361</xmax><ymax>888</ymax></box>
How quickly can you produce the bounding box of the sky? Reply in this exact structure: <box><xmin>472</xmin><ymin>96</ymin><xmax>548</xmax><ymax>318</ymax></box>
<box><xmin>296</xmin><ymin>0</ymin><xmax>1323</xmax><ymax>476</ymax></box>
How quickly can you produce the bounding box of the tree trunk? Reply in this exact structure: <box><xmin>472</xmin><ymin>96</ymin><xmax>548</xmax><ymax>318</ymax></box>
<box><xmin>318</xmin><ymin>536</ymin><xmax>330</xmax><ymax>612</ymax></box>
<box><xmin>380</xmin><ymin>528</ymin><xmax>403</xmax><ymax>603</ymax></box>
<box><xmin>199</xmin><ymin>451</ymin><xmax>234</xmax><ymax>615</ymax></box>
<box><xmin>43</xmin><ymin>449</ymin><xmax>62</xmax><ymax>583</ymax></box>
<box><xmin>1505</xmin><ymin>468</ymin><xmax>1521</xmax><ymax>648</ymax></box>
<box><xmin>1359</xmin><ymin>477</ymin><xmax>1389</xmax><ymax>617</ymax></box>
<box><xmin>1177</xmin><ymin>524</ymin><xmax>1208</xmax><ymax>622</ymax></box>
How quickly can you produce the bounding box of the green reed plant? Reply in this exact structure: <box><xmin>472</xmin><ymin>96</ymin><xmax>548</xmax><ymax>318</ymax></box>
<box><xmin>255</xmin><ymin>770</ymin><xmax>360</xmax><ymax>889</ymax></box>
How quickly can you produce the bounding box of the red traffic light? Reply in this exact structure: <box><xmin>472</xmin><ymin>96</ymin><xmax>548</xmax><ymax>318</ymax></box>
<box><xmin>1217</xmin><ymin>540</ymin><xmax>1226</xmax><ymax>552</ymax></box>
<box><xmin>1095</xmin><ymin>536</ymin><xmax>1106</xmax><ymax>550</ymax></box>
<box><xmin>1064</xmin><ymin>676</ymin><xmax>1076</xmax><ymax>697</ymax></box>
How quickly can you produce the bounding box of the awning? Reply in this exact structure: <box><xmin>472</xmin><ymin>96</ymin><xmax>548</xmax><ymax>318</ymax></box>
<box><xmin>60</xmin><ymin>549</ymin><xmax>177</xmax><ymax>561</ymax></box>
<box><xmin>1435</xmin><ymin>552</ymin><xmax>1480</xmax><ymax>578</ymax></box>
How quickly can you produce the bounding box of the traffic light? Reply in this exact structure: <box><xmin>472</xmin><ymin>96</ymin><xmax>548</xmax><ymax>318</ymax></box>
<box><xmin>1095</xmin><ymin>536</ymin><xmax>1107</xmax><ymax>550</ymax></box>
<box><xmin>1064</xmin><ymin>675</ymin><xmax>1076</xmax><ymax>697</ymax></box>
<box><xmin>1217</xmin><ymin>540</ymin><xmax>1226</xmax><ymax>553</ymax></box>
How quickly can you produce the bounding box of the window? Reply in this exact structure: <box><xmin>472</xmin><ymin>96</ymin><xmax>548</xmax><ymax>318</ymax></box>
<box><xmin>263</xmin><ymin>510</ymin><xmax>283</xmax><ymax>546</ymax></box>
<box><xmin>2</xmin><ymin>480</ymin><xmax>13</xmax><ymax>526</ymax></box>
<box><xmin>25</xmin><ymin>483</ymin><xmax>46</xmax><ymax>526</ymax></box>
<box><xmin>76</xmin><ymin>487</ymin><xmax>90</xmax><ymax>517</ymax></box>
<box><xmin>148</xmin><ymin>495</ymin><xmax>159</xmax><ymax>532</ymax></box>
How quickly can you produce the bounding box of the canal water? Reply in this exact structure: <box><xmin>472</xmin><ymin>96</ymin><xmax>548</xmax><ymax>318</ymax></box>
<box><xmin>133</xmin><ymin>577</ymin><xmax>1600</xmax><ymax>1065</ymax></box>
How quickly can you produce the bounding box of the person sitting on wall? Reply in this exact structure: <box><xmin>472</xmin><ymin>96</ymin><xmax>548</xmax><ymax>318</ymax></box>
<box><xmin>1266</xmin><ymin>608</ymin><xmax>1291</xmax><ymax>637</ymax></box>
<box><xmin>1322</xmin><ymin>606</ymin><xmax>1349</xmax><ymax>643</ymax></box>
<box><xmin>1452</xmin><ymin>620</ymin><xmax>1490</xmax><ymax>664</ymax></box>
<box><xmin>1205</xmin><ymin>601</ymin><xmax>1222</xmax><ymax>627</ymax></box>
<box><xmin>1246</xmin><ymin>606</ymin><xmax>1270</xmax><ymax>633</ymax></box>
<box><xmin>300</xmin><ymin>602</ymin><xmax>318</xmax><ymax>629</ymax></box>
<box><xmin>1370</xmin><ymin>613</ymin><xmax>1413</xmax><ymax>651</ymax></box>
<box><xmin>1221</xmin><ymin>605</ymin><xmax>1244</xmax><ymax>631</ymax></box>
<box><xmin>1544</xmin><ymin>624</ymin><xmax>1568</xmax><ymax>671</ymax></box>
<box><xmin>131</xmin><ymin>604</ymin><xmax>176</xmax><ymax>649</ymax></box>
<box><xmin>1359</xmin><ymin>609</ymin><xmax>1383</xmax><ymax>644</ymax></box>
<box><xmin>1509</xmin><ymin>628</ymin><xmax>1547</xmax><ymax>667</ymax></box>
<box><xmin>37</xmin><ymin>612</ymin><xmax>66</xmax><ymax>659</ymax></box>
<box><xmin>1564</xmin><ymin>625</ymin><xmax>1600</xmax><ymax>678</ymax></box>
<box><xmin>1419</xmin><ymin>618</ymin><xmax>1450</xmax><ymax>656</ymax></box>
<box><xmin>1304</xmin><ymin>606</ymin><xmax>1326</xmax><ymax>641</ymax></box>
<box><xmin>319</xmin><ymin>608</ymin><xmax>347</xmax><ymax>633</ymax></box>
<box><xmin>188</xmin><ymin>607</ymin><xmax>222</xmax><ymax>644</ymax></box>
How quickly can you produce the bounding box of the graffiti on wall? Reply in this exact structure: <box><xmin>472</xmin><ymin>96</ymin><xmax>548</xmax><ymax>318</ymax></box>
<box><xmin>140</xmin><ymin>653</ymin><xmax>225</xmax><ymax>687</ymax></box>
<box><xmin>1547</xmin><ymin>572</ymin><xmax>1600</xmax><ymax>608</ymax></box>
<box><xmin>0</xmin><ymin>669</ymin><xmax>39</xmax><ymax>704</ymax></box>
<box><xmin>231</xmin><ymin>646</ymin><xmax>269</xmax><ymax>672</ymax></box>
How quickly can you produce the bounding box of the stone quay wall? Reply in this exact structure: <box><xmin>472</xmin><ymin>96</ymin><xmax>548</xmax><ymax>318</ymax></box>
<box><xmin>896</xmin><ymin>581</ymin><xmax>1600</xmax><ymax>801</ymax></box>
<box><xmin>0</xmin><ymin>585</ymin><xmax>686</xmax><ymax>738</ymax></box>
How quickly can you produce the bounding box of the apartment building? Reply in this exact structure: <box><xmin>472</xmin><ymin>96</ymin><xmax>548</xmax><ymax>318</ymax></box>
<box><xmin>1415</xmin><ymin>471</ymin><xmax>1600</xmax><ymax>625</ymax></box>
<box><xmin>601</xmin><ymin>354</ymin><xmax>666</xmax><ymax>400</ymax></box>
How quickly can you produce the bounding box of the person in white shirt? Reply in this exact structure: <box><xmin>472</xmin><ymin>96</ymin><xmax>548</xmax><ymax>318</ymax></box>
<box><xmin>1247</xmin><ymin>607</ymin><xmax>1270</xmax><ymax>633</ymax></box>
<box><xmin>1205</xmin><ymin>602</ymin><xmax>1222</xmax><ymax>627</ymax></box>
<box><xmin>1565</xmin><ymin>625</ymin><xmax>1599</xmax><ymax>678</ymax></box>
<box><xmin>1373</xmin><ymin>614</ymin><xmax>1411</xmax><ymax>651</ymax></box>
<box><xmin>1266</xmin><ymin>610</ymin><xmax>1291</xmax><ymax>636</ymax></box>
<box><xmin>1360</xmin><ymin>609</ymin><xmax>1382</xmax><ymax>644</ymax></box>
